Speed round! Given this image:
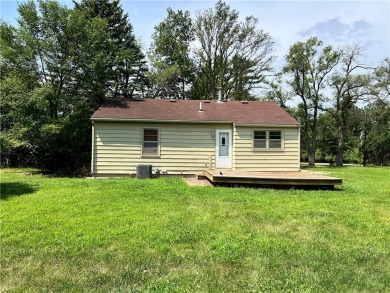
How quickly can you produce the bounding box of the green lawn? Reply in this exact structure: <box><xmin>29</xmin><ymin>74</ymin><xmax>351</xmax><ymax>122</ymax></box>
<box><xmin>1</xmin><ymin>167</ymin><xmax>389</xmax><ymax>292</ymax></box>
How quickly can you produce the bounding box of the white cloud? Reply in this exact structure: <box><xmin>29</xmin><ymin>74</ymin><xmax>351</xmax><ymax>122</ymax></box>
<box><xmin>299</xmin><ymin>17</ymin><xmax>374</xmax><ymax>42</ymax></box>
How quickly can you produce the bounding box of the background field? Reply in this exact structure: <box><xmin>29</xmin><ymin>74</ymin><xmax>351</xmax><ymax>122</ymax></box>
<box><xmin>1</xmin><ymin>167</ymin><xmax>389</xmax><ymax>292</ymax></box>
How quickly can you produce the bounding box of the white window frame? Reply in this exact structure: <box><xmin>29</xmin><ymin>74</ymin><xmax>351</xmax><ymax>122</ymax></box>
<box><xmin>253</xmin><ymin>130</ymin><xmax>267</xmax><ymax>150</ymax></box>
<box><xmin>268</xmin><ymin>130</ymin><xmax>283</xmax><ymax>150</ymax></box>
<box><xmin>252</xmin><ymin>130</ymin><xmax>284</xmax><ymax>151</ymax></box>
<box><xmin>141</xmin><ymin>128</ymin><xmax>160</xmax><ymax>157</ymax></box>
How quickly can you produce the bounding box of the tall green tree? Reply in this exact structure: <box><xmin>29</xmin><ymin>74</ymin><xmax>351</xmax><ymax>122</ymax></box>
<box><xmin>74</xmin><ymin>0</ymin><xmax>149</xmax><ymax>99</ymax></box>
<box><xmin>283</xmin><ymin>37</ymin><xmax>340</xmax><ymax>167</ymax></box>
<box><xmin>372</xmin><ymin>58</ymin><xmax>390</xmax><ymax>102</ymax></box>
<box><xmin>327</xmin><ymin>45</ymin><xmax>371</xmax><ymax>166</ymax></box>
<box><xmin>1</xmin><ymin>0</ymin><xmax>151</xmax><ymax>172</ymax></box>
<box><xmin>315</xmin><ymin>111</ymin><xmax>338</xmax><ymax>163</ymax></box>
<box><xmin>193</xmin><ymin>0</ymin><xmax>274</xmax><ymax>100</ymax></box>
<box><xmin>16</xmin><ymin>0</ymin><xmax>111</xmax><ymax>116</ymax></box>
<box><xmin>0</xmin><ymin>0</ymin><xmax>110</xmax><ymax>172</ymax></box>
<box><xmin>316</xmin><ymin>106</ymin><xmax>364</xmax><ymax>164</ymax></box>
<box><xmin>362</xmin><ymin>100</ymin><xmax>390</xmax><ymax>166</ymax></box>
<box><xmin>263</xmin><ymin>74</ymin><xmax>290</xmax><ymax>110</ymax></box>
<box><xmin>0</xmin><ymin>21</ymin><xmax>42</xmax><ymax>166</ymax></box>
<box><xmin>149</xmin><ymin>8</ymin><xmax>195</xmax><ymax>99</ymax></box>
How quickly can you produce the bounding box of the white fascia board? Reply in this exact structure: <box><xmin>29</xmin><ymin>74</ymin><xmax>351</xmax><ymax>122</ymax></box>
<box><xmin>234</xmin><ymin>123</ymin><xmax>301</xmax><ymax>128</ymax></box>
<box><xmin>91</xmin><ymin>118</ymin><xmax>233</xmax><ymax>124</ymax></box>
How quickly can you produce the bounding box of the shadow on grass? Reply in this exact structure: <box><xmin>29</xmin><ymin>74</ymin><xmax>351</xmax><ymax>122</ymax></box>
<box><xmin>213</xmin><ymin>182</ymin><xmax>343</xmax><ymax>191</ymax></box>
<box><xmin>0</xmin><ymin>182</ymin><xmax>38</xmax><ymax>200</ymax></box>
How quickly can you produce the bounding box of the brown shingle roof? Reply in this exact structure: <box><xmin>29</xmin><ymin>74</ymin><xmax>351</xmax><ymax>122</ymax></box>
<box><xmin>91</xmin><ymin>99</ymin><xmax>300</xmax><ymax>126</ymax></box>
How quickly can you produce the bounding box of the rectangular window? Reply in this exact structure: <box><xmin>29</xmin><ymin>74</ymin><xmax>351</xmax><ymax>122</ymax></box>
<box><xmin>142</xmin><ymin>129</ymin><xmax>159</xmax><ymax>156</ymax></box>
<box><xmin>253</xmin><ymin>131</ymin><xmax>267</xmax><ymax>149</ymax></box>
<box><xmin>253</xmin><ymin>130</ymin><xmax>283</xmax><ymax>150</ymax></box>
<box><xmin>269</xmin><ymin>131</ymin><xmax>282</xmax><ymax>149</ymax></box>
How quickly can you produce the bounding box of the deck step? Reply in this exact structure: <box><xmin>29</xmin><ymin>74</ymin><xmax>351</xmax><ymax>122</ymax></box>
<box><xmin>202</xmin><ymin>170</ymin><xmax>342</xmax><ymax>187</ymax></box>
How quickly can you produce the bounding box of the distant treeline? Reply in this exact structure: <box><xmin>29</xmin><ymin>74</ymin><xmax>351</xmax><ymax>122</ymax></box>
<box><xmin>1</xmin><ymin>0</ymin><xmax>389</xmax><ymax>174</ymax></box>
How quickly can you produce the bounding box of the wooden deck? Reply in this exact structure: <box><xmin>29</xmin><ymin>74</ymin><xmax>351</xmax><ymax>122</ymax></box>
<box><xmin>202</xmin><ymin>170</ymin><xmax>342</xmax><ymax>188</ymax></box>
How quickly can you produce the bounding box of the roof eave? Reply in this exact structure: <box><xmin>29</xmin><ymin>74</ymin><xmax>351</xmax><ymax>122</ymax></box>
<box><xmin>91</xmin><ymin>118</ymin><xmax>301</xmax><ymax>127</ymax></box>
<box><xmin>90</xmin><ymin>117</ymin><xmax>234</xmax><ymax>124</ymax></box>
<box><xmin>234</xmin><ymin>123</ymin><xmax>301</xmax><ymax>128</ymax></box>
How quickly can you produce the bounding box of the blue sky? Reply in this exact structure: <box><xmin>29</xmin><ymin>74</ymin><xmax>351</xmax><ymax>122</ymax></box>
<box><xmin>1</xmin><ymin>0</ymin><xmax>389</xmax><ymax>69</ymax></box>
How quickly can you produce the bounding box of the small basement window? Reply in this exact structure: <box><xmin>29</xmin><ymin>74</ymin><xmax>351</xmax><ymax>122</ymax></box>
<box><xmin>142</xmin><ymin>128</ymin><xmax>159</xmax><ymax>156</ymax></box>
<box><xmin>253</xmin><ymin>130</ymin><xmax>283</xmax><ymax>150</ymax></box>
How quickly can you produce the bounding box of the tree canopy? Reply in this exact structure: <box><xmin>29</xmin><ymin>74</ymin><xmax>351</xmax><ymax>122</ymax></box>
<box><xmin>0</xmin><ymin>0</ymin><xmax>148</xmax><ymax>173</ymax></box>
<box><xmin>74</xmin><ymin>0</ymin><xmax>149</xmax><ymax>99</ymax></box>
<box><xmin>148</xmin><ymin>8</ymin><xmax>195</xmax><ymax>99</ymax></box>
<box><xmin>193</xmin><ymin>0</ymin><xmax>274</xmax><ymax>100</ymax></box>
<box><xmin>1</xmin><ymin>0</ymin><xmax>389</xmax><ymax>172</ymax></box>
<box><xmin>283</xmin><ymin>37</ymin><xmax>340</xmax><ymax>167</ymax></box>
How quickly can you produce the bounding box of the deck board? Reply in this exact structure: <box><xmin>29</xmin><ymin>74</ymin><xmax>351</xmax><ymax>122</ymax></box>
<box><xmin>202</xmin><ymin>170</ymin><xmax>342</xmax><ymax>187</ymax></box>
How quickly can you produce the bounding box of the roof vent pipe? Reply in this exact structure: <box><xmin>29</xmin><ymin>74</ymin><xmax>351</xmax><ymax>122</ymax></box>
<box><xmin>199</xmin><ymin>101</ymin><xmax>204</xmax><ymax>112</ymax></box>
<box><xmin>217</xmin><ymin>89</ymin><xmax>224</xmax><ymax>103</ymax></box>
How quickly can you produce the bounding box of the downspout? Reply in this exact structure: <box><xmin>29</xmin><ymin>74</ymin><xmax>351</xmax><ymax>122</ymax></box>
<box><xmin>232</xmin><ymin>124</ymin><xmax>236</xmax><ymax>171</ymax></box>
<box><xmin>91</xmin><ymin>122</ymin><xmax>95</xmax><ymax>175</ymax></box>
<box><xmin>298</xmin><ymin>127</ymin><xmax>301</xmax><ymax>171</ymax></box>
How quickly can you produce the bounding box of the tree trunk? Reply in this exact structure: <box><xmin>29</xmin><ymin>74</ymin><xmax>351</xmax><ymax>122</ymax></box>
<box><xmin>307</xmin><ymin>129</ymin><xmax>316</xmax><ymax>167</ymax></box>
<box><xmin>308</xmin><ymin>150</ymin><xmax>315</xmax><ymax>167</ymax></box>
<box><xmin>336</xmin><ymin>123</ymin><xmax>346</xmax><ymax>167</ymax></box>
<box><xmin>308</xmin><ymin>107</ymin><xmax>318</xmax><ymax>167</ymax></box>
<box><xmin>303</xmin><ymin>123</ymin><xmax>316</xmax><ymax>167</ymax></box>
<box><xmin>49</xmin><ymin>99</ymin><xmax>58</xmax><ymax>120</ymax></box>
<box><xmin>362</xmin><ymin>146</ymin><xmax>367</xmax><ymax>167</ymax></box>
<box><xmin>362</xmin><ymin>111</ymin><xmax>367</xmax><ymax>167</ymax></box>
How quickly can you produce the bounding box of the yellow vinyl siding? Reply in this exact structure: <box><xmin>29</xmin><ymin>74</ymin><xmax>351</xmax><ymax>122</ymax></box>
<box><xmin>92</xmin><ymin>122</ymin><xmax>300</xmax><ymax>176</ymax></box>
<box><xmin>233</xmin><ymin>126</ymin><xmax>300</xmax><ymax>171</ymax></box>
<box><xmin>92</xmin><ymin>122</ymin><xmax>225</xmax><ymax>175</ymax></box>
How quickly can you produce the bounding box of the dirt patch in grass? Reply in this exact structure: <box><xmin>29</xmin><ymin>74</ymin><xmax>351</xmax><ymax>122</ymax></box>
<box><xmin>183</xmin><ymin>177</ymin><xmax>213</xmax><ymax>187</ymax></box>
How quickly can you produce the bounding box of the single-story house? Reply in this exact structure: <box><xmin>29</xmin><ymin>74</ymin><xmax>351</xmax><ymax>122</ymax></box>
<box><xmin>90</xmin><ymin>99</ymin><xmax>301</xmax><ymax>177</ymax></box>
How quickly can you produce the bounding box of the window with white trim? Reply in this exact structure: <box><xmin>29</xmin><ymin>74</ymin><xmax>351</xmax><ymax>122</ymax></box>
<box><xmin>269</xmin><ymin>131</ymin><xmax>282</xmax><ymax>149</ymax></box>
<box><xmin>142</xmin><ymin>128</ymin><xmax>159</xmax><ymax>156</ymax></box>
<box><xmin>253</xmin><ymin>130</ymin><xmax>267</xmax><ymax>149</ymax></box>
<box><xmin>253</xmin><ymin>130</ymin><xmax>283</xmax><ymax>150</ymax></box>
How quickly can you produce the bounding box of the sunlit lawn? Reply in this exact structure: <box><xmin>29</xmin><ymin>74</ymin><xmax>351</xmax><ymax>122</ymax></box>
<box><xmin>1</xmin><ymin>167</ymin><xmax>389</xmax><ymax>292</ymax></box>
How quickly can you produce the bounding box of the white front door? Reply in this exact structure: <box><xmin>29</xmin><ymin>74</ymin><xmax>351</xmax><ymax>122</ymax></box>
<box><xmin>216</xmin><ymin>129</ymin><xmax>232</xmax><ymax>169</ymax></box>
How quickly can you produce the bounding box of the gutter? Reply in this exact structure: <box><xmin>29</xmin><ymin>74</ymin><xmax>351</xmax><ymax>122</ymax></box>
<box><xmin>90</xmin><ymin>118</ymin><xmax>301</xmax><ymax>127</ymax></box>
<box><xmin>91</xmin><ymin>124</ymin><xmax>95</xmax><ymax>174</ymax></box>
<box><xmin>91</xmin><ymin>118</ymin><xmax>234</xmax><ymax>124</ymax></box>
<box><xmin>234</xmin><ymin>123</ymin><xmax>301</xmax><ymax>128</ymax></box>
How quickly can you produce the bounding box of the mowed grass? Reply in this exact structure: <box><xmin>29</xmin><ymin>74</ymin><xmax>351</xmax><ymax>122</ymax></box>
<box><xmin>1</xmin><ymin>167</ymin><xmax>389</xmax><ymax>292</ymax></box>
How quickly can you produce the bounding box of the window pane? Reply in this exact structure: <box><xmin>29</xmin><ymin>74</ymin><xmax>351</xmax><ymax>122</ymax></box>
<box><xmin>144</xmin><ymin>134</ymin><xmax>158</xmax><ymax>141</ymax></box>
<box><xmin>219</xmin><ymin>145</ymin><xmax>229</xmax><ymax>156</ymax></box>
<box><xmin>269</xmin><ymin>131</ymin><xmax>281</xmax><ymax>139</ymax></box>
<box><xmin>144</xmin><ymin>129</ymin><xmax>158</xmax><ymax>136</ymax></box>
<box><xmin>254</xmin><ymin>131</ymin><xmax>266</xmax><ymax>139</ymax></box>
<box><xmin>143</xmin><ymin>129</ymin><xmax>158</xmax><ymax>155</ymax></box>
<box><xmin>269</xmin><ymin>140</ymin><xmax>281</xmax><ymax>149</ymax></box>
<box><xmin>143</xmin><ymin>142</ymin><xmax>158</xmax><ymax>154</ymax></box>
<box><xmin>219</xmin><ymin>133</ymin><xmax>229</xmax><ymax>156</ymax></box>
<box><xmin>144</xmin><ymin>129</ymin><xmax>158</xmax><ymax>142</ymax></box>
<box><xmin>254</xmin><ymin>140</ymin><xmax>266</xmax><ymax>149</ymax></box>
